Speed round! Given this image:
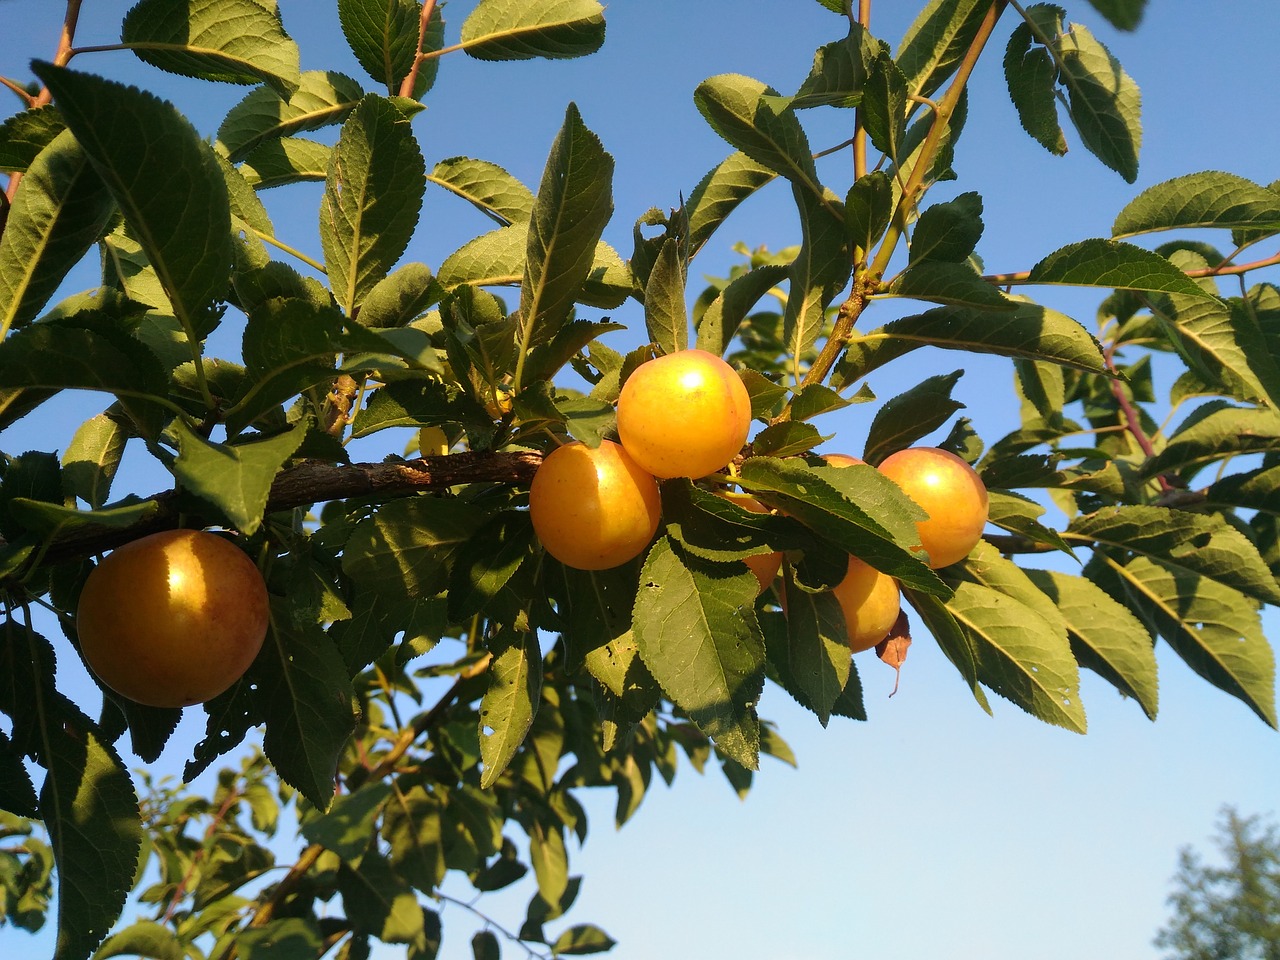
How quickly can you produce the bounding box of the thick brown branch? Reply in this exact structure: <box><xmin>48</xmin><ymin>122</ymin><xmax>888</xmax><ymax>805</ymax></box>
<box><xmin>2</xmin><ymin>451</ymin><xmax>542</xmax><ymax>584</ymax></box>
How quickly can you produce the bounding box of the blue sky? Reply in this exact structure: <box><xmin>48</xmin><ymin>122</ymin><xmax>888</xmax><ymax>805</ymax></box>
<box><xmin>3</xmin><ymin>1</ymin><xmax>1280</xmax><ymax>958</ymax></box>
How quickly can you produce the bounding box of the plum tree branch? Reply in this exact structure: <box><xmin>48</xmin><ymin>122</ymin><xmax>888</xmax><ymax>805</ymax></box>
<box><xmin>0</xmin><ymin>451</ymin><xmax>542</xmax><ymax>588</ymax></box>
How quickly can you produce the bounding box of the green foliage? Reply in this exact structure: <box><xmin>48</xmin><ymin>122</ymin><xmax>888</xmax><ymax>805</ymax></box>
<box><xmin>0</xmin><ymin>1</ymin><xmax>1279</xmax><ymax>958</ymax></box>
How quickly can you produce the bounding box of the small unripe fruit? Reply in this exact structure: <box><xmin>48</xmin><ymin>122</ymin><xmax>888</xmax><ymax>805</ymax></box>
<box><xmin>616</xmin><ymin>349</ymin><xmax>751</xmax><ymax>479</ymax></box>
<box><xmin>529</xmin><ymin>440</ymin><xmax>661</xmax><ymax>571</ymax></box>
<box><xmin>75</xmin><ymin>529</ymin><xmax>270</xmax><ymax>708</ymax></box>
<box><xmin>878</xmin><ymin>446</ymin><xmax>989</xmax><ymax>568</ymax></box>
<box><xmin>831</xmin><ymin>556</ymin><xmax>902</xmax><ymax>653</ymax></box>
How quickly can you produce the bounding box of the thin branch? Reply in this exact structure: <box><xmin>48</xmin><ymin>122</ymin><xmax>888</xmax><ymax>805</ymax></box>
<box><xmin>0</xmin><ymin>75</ymin><xmax>36</xmax><ymax>107</ymax></box>
<box><xmin>983</xmin><ymin>247</ymin><xmax>1280</xmax><ymax>288</ymax></box>
<box><xmin>397</xmin><ymin>0</ymin><xmax>440</xmax><ymax>99</ymax></box>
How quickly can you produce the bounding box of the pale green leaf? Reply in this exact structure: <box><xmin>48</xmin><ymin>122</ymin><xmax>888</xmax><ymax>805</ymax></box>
<box><xmin>93</xmin><ymin>920</ymin><xmax>183</xmax><ymax>960</ymax></box>
<box><xmin>237</xmin><ymin>918</ymin><xmax>324</xmax><ymax>960</ymax></box>
<box><xmin>122</xmin><ymin>0</ymin><xmax>301</xmax><ymax>97</ymax></box>
<box><xmin>479</xmin><ymin>630</ymin><xmax>542</xmax><ymax>788</ymax></box>
<box><xmin>1114</xmin><ymin>171</ymin><xmax>1280</xmax><ymax>238</ymax></box>
<box><xmin>633</xmin><ymin>537</ymin><xmax>766</xmax><ymax>768</ymax></box>
<box><xmin>0</xmin><ymin>129</ymin><xmax>114</xmax><ymax>338</ymax></box>
<box><xmin>460</xmin><ymin>0</ymin><xmax>605</xmax><ymax>61</ymax></box>
<box><xmin>217</xmin><ymin>71</ymin><xmax>365</xmax><ymax>162</ymax></box>
<box><xmin>429</xmin><ymin>156</ymin><xmax>535</xmax><ymax>225</ymax></box>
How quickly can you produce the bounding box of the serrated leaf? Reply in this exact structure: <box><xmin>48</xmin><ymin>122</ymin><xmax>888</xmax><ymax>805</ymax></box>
<box><xmin>321</xmin><ymin>94</ymin><xmax>425</xmax><ymax>315</ymax></box>
<box><xmin>845</xmin><ymin>171</ymin><xmax>893</xmax><ymax>255</ymax></box>
<box><xmin>944</xmin><ymin>579</ymin><xmax>1085</xmax><ymax>731</ymax></box>
<box><xmin>355</xmin><ymin>262</ymin><xmax>438</xmax><ymax>328</ymax></box>
<box><xmin>300</xmin><ymin>782</ymin><xmax>391</xmax><ymax>861</ymax></box>
<box><xmin>861</xmin><ymin>53</ymin><xmax>908</xmax><ymax>163</ymax></box>
<box><xmin>237</xmin><ymin>918</ymin><xmax>324</xmax><ymax>960</ymax></box>
<box><xmin>1027</xmin><ymin>239</ymin><xmax>1215</xmax><ymax>300</ymax></box>
<box><xmin>171</xmin><ymin>419</ymin><xmax>306</xmax><ymax>535</ymax></box>
<box><xmin>644</xmin><ymin>237</ymin><xmax>688</xmax><ymax>354</ymax></box>
<box><xmin>896</xmin><ymin>0</ymin><xmax>989</xmax><ymax>99</ymax></box>
<box><xmin>1113</xmin><ymin>171</ymin><xmax>1280</xmax><ymax>239</ymax></box>
<box><xmin>0</xmin><ymin>730</ymin><xmax>39</xmax><ymax>817</ymax></box>
<box><xmin>887</xmin><ymin>261</ymin><xmax>1013</xmax><ymax>310</ymax></box>
<box><xmin>1025</xmin><ymin>569</ymin><xmax>1157</xmax><ymax>719</ymax></box>
<box><xmin>92</xmin><ymin>920</ymin><xmax>183</xmax><ymax>960</ymax></box>
<box><xmin>836</xmin><ymin>300</ymin><xmax>1105</xmax><ymax>386</ymax></box>
<box><xmin>863</xmin><ymin>371</ymin><xmax>964</xmax><ymax>464</ymax></box>
<box><xmin>1056</xmin><ymin>23</ymin><xmax>1141</xmax><ymax>182</ymax></box>
<box><xmin>694</xmin><ymin>74</ymin><xmax>823</xmax><ymax>203</ymax></box>
<box><xmin>0</xmin><ymin>129</ymin><xmax>114</xmax><ymax>338</ymax></box>
<box><xmin>737</xmin><ymin>456</ymin><xmax>948</xmax><ymax>596</ymax></box>
<box><xmin>1091</xmin><ymin>551</ymin><xmax>1274</xmax><ymax>726</ymax></box>
<box><xmin>695</xmin><ymin>263</ymin><xmax>787</xmax><ymax>357</ymax></box>
<box><xmin>1003</xmin><ymin>22</ymin><xmax>1067</xmax><ymax>156</ymax></box>
<box><xmin>343</xmin><ymin>496</ymin><xmax>485</xmax><ymax>598</ymax></box>
<box><xmin>1144</xmin><ymin>404</ymin><xmax>1280</xmax><ymax>482</ymax></box>
<box><xmin>902</xmin><ymin>588</ymin><xmax>990</xmax><ymax>711</ymax></box>
<box><xmin>448</xmin><ymin>512</ymin><xmax>533</xmax><ymax>622</ymax></box>
<box><xmin>985</xmin><ymin>490</ymin><xmax>1074</xmax><ymax>554</ymax></box>
<box><xmin>438</xmin><ymin>225</ymin><xmax>524</xmax><ymax>290</ymax></box>
<box><xmin>751</xmin><ymin>421</ymin><xmax>827</xmax><ymax>458</ymax></box>
<box><xmin>1066</xmin><ymin>504</ymin><xmax>1280</xmax><ymax>606</ymax></box>
<box><xmin>460</xmin><ymin>0</ymin><xmax>605</xmax><ymax>61</ymax></box>
<box><xmin>34</xmin><ymin>63</ymin><xmax>232</xmax><ymax>337</ymax></box>
<box><xmin>238</xmin><ymin>137</ymin><xmax>331</xmax><ymax>189</ymax></box>
<box><xmin>218</xmin><ymin>71</ymin><xmax>365</xmax><ymax>162</ymax></box>
<box><xmin>339</xmin><ymin>0</ymin><xmax>443</xmax><ymax>96</ymax></box>
<box><xmin>686</xmin><ymin>152</ymin><xmax>777</xmax><ymax>259</ymax></box>
<box><xmin>781</xmin><ymin>579</ymin><xmax>853</xmax><ymax>725</ymax></box>
<box><xmin>0</xmin><ymin>105</ymin><xmax>67</xmax><ymax>173</ymax></box>
<box><xmin>633</xmin><ymin>538</ymin><xmax>765</xmax><ymax>768</ymax></box>
<box><xmin>40</xmin><ymin>703</ymin><xmax>142</xmax><ymax>960</ymax></box>
<box><xmin>1206</xmin><ymin>464</ymin><xmax>1280</xmax><ymax>517</ymax></box>
<box><xmin>788</xmin><ymin>24</ymin><xmax>881</xmax><ymax>109</ymax></box>
<box><xmin>1085</xmin><ymin>0</ymin><xmax>1145</xmax><ymax>29</ymax></box>
<box><xmin>338</xmin><ymin>851</ymin><xmax>425</xmax><ymax>944</ymax></box>
<box><xmin>260</xmin><ymin>614</ymin><xmax>358</xmax><ymax>809</ymax></box>
<box><xmin>122</xmin><ymin>0</ymin><xmax>300</xmax><ymax>96</ymax></box>
<box><xmin>479</xmin><ymin>630</ymin><xmax>542</xmax><ymax>788</ymax></box>
<box><xmin>518</xmin><ymin>104</ymin><xmax>614</xmax><ymax>359</ymax></box>
<box><xmin>429</xmin><ymin>156</ymin><xmax>535</xmax><ymax>225</ymax></box>
<box><xmin>910</xmin><ymin>192</ymin><xmax>984</xmax><ymax>263</ymax></box>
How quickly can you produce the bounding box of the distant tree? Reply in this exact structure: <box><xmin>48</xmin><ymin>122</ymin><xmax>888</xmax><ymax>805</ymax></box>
<box><xmin>1156</xmin><ymin>808</ymin><xmax>1280</xmax><ymax>960</ymax></box>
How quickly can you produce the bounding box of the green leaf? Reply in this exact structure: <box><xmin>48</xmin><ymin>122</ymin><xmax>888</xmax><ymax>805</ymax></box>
<box><xmin>93</xmin><ymin>920</ymin><xmax>183</xmax><ymax>960</ymax></box>
<box><xmin>429</xmin><ymin>156</ymin><xmax>535</xmax><ymax>225</ymax></box>
<box><xmin>1066</xmin><ymin>504</ymin><xmax>1280</xmax><ymax>607</ymax></box>
<box><xmin>1027</xmin><ymin>239</ymin><xmax>1215</xmax><ymax>299</ymax></box>
<box><xmin>0</xmin><ymin>130</ymin><xmax>114</xmax><ymax>338</ymax></box>
<box><xmin>320</xmin><ymin>94</ymin><xmax>425</xmax><ymax>315</ymax></box>
<box><xmin>1113</xmin><ymin>171</ymin><xmax>1280</xmax><ymax>238</ymax></box>
<box><xmin>518</xmin><ymin>104</ymin><xmax>614</xmax><ymax>359</ymax></box>
<box><xmin>300</xmin><ymin>783</ymin><xmax>392</xmax><ymax>861</ymax></box>
<box><xmin>1085</xmin><ymin>0</ymin><xmax>1145</xmax><ymax>30</ymax></box>
<box><xmin>217</xmin><ymin>70</ymin><xmax>365</xmax><ymax>162</ymax></box>
<box><xmin>355</xmin><ymin>262</ymin><xmax>438</xmax><ymax>328</ymax></box>
<box><xmin>783</xmin><ymin>186</ymin><xmax>850</xmax><ymax>379</ymax></box>
<box><xmin>121</xmin><ymin>0</ymin><xmax>301</xmax><ymax>96</ymax></box>
<box><xmin>171</xmin><ymin>419</ymin><xmax>306</xmax><ymax>535</ymax></box>
<box><xmin>34</xmin><ymin>63</ymin><xmax>233</xmax><ymax>336</ymax></box>
<box><xmin>236</xmin><ymin>918</ymin><xmax>324</xmax><ymax>960</ymax></box>
<box><xmin>737</xmin><ymin>456</ymin><xmax>948</xmax><ymax>596</ymax></box>
<box><xmin>1003</xmin><ymin>23</ymin><xmax>1067</xmax><ymax>156</ymax></box>
<box><xmin>460</xmin><ymin>0</ymin><xmax>605</xmax><ymax>61</ymax></box>
<box><xmin>1143</xmin><ymin>404</ymin><xmax>1280</xmax><ymax>482</ymax></box>
<box><xmin>260</xmin><ymin>615</ymin><xmax>358</xmax><ymax>809</ymax></box>
<box><xmin>896</xmin><ymin>0</ymin><xmax>989</xmax><ymax>99</ymax></box>
<box><xmin>529</xmin><ymin>820</ymin><xmax>569</xmax><ymax>909</ymax></box>
<box><xmin>551</xmin><ymin>924</ymin><xmax>617</xmax><ymax>956</ymax></box>
<box><xmin>382</xmin><ymin>783</ymin><xmax>445</xmax><ymax>893</ymax></box>
<box><xmin>0</xmin><ymin>730</ymin><xmax>39</xmax><ymax>817</ymax></box>
<box><xmin>472</xmin><ymin>929</ymin><xmax>500</xmax><ymax>960</ymax></box>
<box><xmin>845</xmin><ymin>171</ymin><xmax>893</xmax><ymax>255</ymax></box>
<box><xmin>910</xmin><ymin>192</ymin><xmax>984</xmax><ymax>263</ymax></box>
<box><xmin>751</xmin><ymin>421</ymin><xmax>827</xmax><ymax>458</ymax></box>
<box><xmin>0</xmin><ymin>105</ymin><xmax>67</xmax><ymax>173</ymax></box>
<box><xmin>448</xmin><ymin>512</ymin><xmax>534</xmax><ymax>622</ymax></box>
<box><xmin>863</xmin><ymin>371</ymin><xmax>964</xmax><ymax>465</ymax></box>
<box><xmin>861</xmin><ymin>53</ymin><xmax>908</xmax><ymax>163</ymax></box>
<box><xmin>780</xmin><ymin>579</ymin><xmax>853</xmax><ymax>725</ymax></box>
<box><xmin>695</xmin><ymin>263</ymin><xmax>787</xmax><ymax>357</ymax></box>
<box><xmin>903</xmin><ymin>588</ymin><xmax>990</xmax><ymax>712</ymax></box>
<box><xmin>686</xmin><ymin>152</ymin><xmax>777</xmax><ymax>259</ymax></box>
<box><xmin>644</xmin><ymin>238</ymin><xmax>689</xmax><ymax>354</ymax></box>
<box><xmin>439</xmin><ymin>226</ymin><xmax>524</xmax><ymax>290</ymax></box>
<box><xmin>479</xmin><ymin>630</ymin><xmax>543</xmax><ymax>789</ymax></box>
<box><xmin>693</xmin><ymin>74</ymin><xmax>823</xmax><ymax>204</ymax></box>
<box><xmin>1090</xmin><ymin>551</ymin><xmax>1275</xmax><ymax>726</ymax></box>
<box><xmin>1025</xmin><ymin>569</ymin><xmax>1157</xmax><ymax>720</ymax></box>
<box><xmin>338</xmin><ymin>852</ymin><xmax>425</xmax><ymax>943</ymax></box>
<box><xmin>788</xmin><ymin>24</ymin><xmax>881</xmax><ymax>109</ymax></box>
<box><xmin>943</xmin><ymin>576</ymin><xmax>1085</xmax><ymax>732</ymax></box>
<box><xmin>238</xmin><ymin>137</ymin><xmax>332</xmax><ymax>189</ymax></box>
<box><xmin>339</xmin><ymin>0</ymin><xmax>443</xmax><ymax>96</ymax></box>
<box><xmin>40</xmin><ymin>704</ymin><xmax>142</xmax><ymax>960</ymax></box>
<box><xmin>836</xmin><ymin>300</ymin><xmax>1106</xmax><ymax>386</ymax></box>
<box><xmin>1056</xmin><ymin>23</ymin><xmax>1141</xmax><ymax>182</ymax></box>
<box><xmin>344</xmin><ymin>496</ymin><xmax>485</xmax><ymax>598</ymax></box>
<box><xmin>984</xmin><ymin>490</ymin><xmax>1074</xmax><ymax>555</ymax></box>
<box><xmin>633</xmin><ymin>538</ymin><xmax>766</xmax><ymax>768</ymax></box>
<box><xmin>887</xmin><ymin>261</ymin><xmax>1013</xmax><ymax>310</ymax></box>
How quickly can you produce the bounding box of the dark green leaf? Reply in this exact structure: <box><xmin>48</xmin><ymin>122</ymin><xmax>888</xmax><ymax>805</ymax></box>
<box><xmin>1144</xmin><ymin>404</ymin><xmax>1280</xmax><ymax>482</ymax></box>
<box><xmin>338</xmin><ymin>852</ymin><xmax>425</xmax><ymax>943</ymax></box>
<box><xmin>896</xmin><ymin>0</ymin><xmax>990</xmax><ymax>99</ymax></box>
<box><xmin>448</xmin><ymin>512</ymin><xmax>534</xmax><ymax>622</ymax></box>
<box><xmin>686</xmin><ymin>152</ymin><xmax>777</xmax><ymax>259</ymax></box>
<box><xmin>633</xmin><ymin>538</ymin><xmax>766</xmax><ymax>768</ymax></box>
<box><xmin>861</xmin><ymin>54</ymin><xmax>908</xmax><ymax>163</ymax></box>
<box><xmin>34</xmin><ymin>63</ymin><xmax>233</xmax><ymax>336</ymax></box>
<box><xmin>0</xmin><ymin>729</ymin><xmax>38</xmax><ymax>818</ymax></box>
<box><xmin>300</xmin><ymin>782</ymin><xmax>392</xmax><ymax>861</ymax></box>
<box><xmin>472</xmin><ymin>929</ymin><xmax>500</xmax><ymax>960</ymax></box>
<box><xmin>479</xmin><ymin>630</ymin><xmax>543</xmax><ymax>788</ymax></box>
<box><xmin>92</xmin><ymin>920</ymin><xmax>183</xmax><ymax>960</ymax></box>
<box><xmin>1028</xmin><ymin>239</ymin><xmax>1215</xmax><ymax>299</ymax></box>
<box><xmin>1113</xmin><ymin>171</ymin><xmax>1280</xmax><ymax>238</ymax></box>
<box><xmin>1003</xmin><ymin>22</ymin><xmax>1067</xmax><ymax>156</ymax></box>
<box><xmin>1056</xmin><ymin>23</ymin><xmax>1141</xmax><ymax>182</ymax></box>
<box><xmin>751</xmin><ymin>421</ymin><xmax>827</xmax><ymax>458</ymax></box>
<box><xmin>518</xmin><ymin>105</ymin><xmax>614</xmax><ymax>360</ymax></box>
<box><xmin>644</xmin><ymin>238</ymin><xmax>689</xmax><ymax>354</ymax></box>
<box><xmin>903</xmin><ymin>588</ymin><xmax>990</xmax><ymax>712</ymax></box>
<box><xmin>344</xmin><ymin>496</ymin><xmax>485</xmax><ymax>598</ymax></box>
<box><xmin>339</xmin><ymin>0</ymin><xmax>443</xmax><ymax>96</ymax></box>
<box><xmin>238</xmin><ymin>137</ymin><xmax>332</xmax><ymax>188</ymax></box>
<box><xmin>788</xmin><ymin>24</ymin><xmax>881</xmax><ymax>109</ymax></box>
<box><xmin>1084</xmin><ymin>0</ymin><xmax>1145</xmax><ymax>29</ymax></box>
<box><xmin>217</xmin><ymin>71</ymin><xmax>365</xmax><ymax>162</ymax></box>
<box><xmin>783</xmin><ymin>186</ymin><xmax>850</xmax><ymax>376</ymax></box>
<box><xmin>0</xmin><ymin>105</ymin><xmax>67</xmax><ymax>173</ymax></box>
<box><xmin>887</xmin><ymin>261</ymin><xmax>1013</xmax><ymax>310</ymax></box>
<box><xmin>236</xmin><ymin>918</ymin><xmax>324</xmax><ymax>960</ymax></box>
<box><xmin>320</xmin><ymin>94</ymin><xmax>425</xmax><ymax>315</ymax></box>
<box><xmin>845</xmin><ymin>171</ymin><xmax>893</xmax><ymax>255</ymax></box>
<box><xmin>910</xmin><ymin>192</ymin><xmax>984</xmax><ymax>263</ymax></box>
<box><xmin>780</xmin><ymin>578</ymin><xmax>853</xmax><ymax>724</ymax></box>
<box><xmin>695</xmin><ymin>263</ymin><xmax>788</xmax><ymax>357</ymax></box>
<box><xmin>863</xmin><ymin>371</ymin><xmax>964</xmax><ymax>464</ymax></box>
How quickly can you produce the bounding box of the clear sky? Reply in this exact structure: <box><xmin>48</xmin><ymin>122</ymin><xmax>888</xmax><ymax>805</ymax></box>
<box><xmin>3</xmin><ymin>1</ymin><xmax>1280</xmax><ymax>958</ymax></box>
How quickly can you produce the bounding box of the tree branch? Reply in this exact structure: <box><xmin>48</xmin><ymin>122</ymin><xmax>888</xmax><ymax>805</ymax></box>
<box><xmin>1</xmin><ymin>451</ymin><xmax>542</xmax><ymax>585</ymax></box>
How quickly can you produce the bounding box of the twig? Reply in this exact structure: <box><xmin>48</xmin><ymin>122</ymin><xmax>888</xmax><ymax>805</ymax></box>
<box><xmin>398</xmin><ymin>0</ymin><xmax>440</xmax><ymax>98</ymax></box>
